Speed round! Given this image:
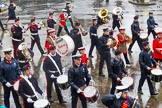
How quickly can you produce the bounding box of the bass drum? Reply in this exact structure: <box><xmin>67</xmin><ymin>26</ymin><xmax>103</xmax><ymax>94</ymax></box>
<box><xmin>34</xmin><ymin>99</ymin><xmax>50</xmax><ymax>108</ymax></box>
<box><xmin>55</xmin><ymin>35</ymin><xmax>75</xmax><ymax>56</ymax></box>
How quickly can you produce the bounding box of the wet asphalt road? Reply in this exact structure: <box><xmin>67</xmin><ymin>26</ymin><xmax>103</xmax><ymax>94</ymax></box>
<box><xmin>0</xmin><ymin>0</ymin><xmax>162</xmax><ymax>108</ymax></box>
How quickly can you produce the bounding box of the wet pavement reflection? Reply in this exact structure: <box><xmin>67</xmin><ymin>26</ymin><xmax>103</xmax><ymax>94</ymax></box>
<box><xmin>0</xmin><ymin>0</ymin><xmax>162</xmax><ymax>108</ymax></box>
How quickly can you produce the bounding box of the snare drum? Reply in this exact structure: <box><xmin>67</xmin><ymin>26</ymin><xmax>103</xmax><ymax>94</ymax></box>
<box><xmin>57</xmin><ymin>75</ymin><xmax>70</xmax><ymax>90</ymax></box>
<box><xmin>55</xmin><ymin>35</ymin><xmax>75</xmax><ymax>56</ymax></box>
<box><xmin>121</xmin><ymin>77</ymin><xmax>134</xmax><ymax>88</ymax></box>
<box><xmin>140</xmin><ymin>32</ymin><xmax>148</xmax><ymax>42</ymax></box>
<box><xmin>83</xmin><ymin>86</ymin><xmax>99</xmax><ymax>103</ymax></box>
<box><xmin>34</xmin><ymin>99</ymin><xmax>50</xmax><ymax>108</ymax></box>
<box><xmin>151</xmin><ymin>69</ymin><xmax>162</xmax><ymax>82</ymax></box>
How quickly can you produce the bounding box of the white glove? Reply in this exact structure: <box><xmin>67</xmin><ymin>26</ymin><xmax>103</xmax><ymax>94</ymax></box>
<box><xmin>50</xmin><ymin>74</ymin><xmax>55</xmax><ymax>78</ymax></box>
<box><xmin>115</xmin><ymin>92</ymin><xmax>122</xmax><ymax>99</ymax></box>
<box><xmin>90</xmin><ymin>80</ymin><xmax>95</xmax><ymax>85</ymax></box>
<box><xmin>27</xmin><ymin>98</ymin><xmax>34</xmax><ymax>103</ymax></box>
<box><xmin>77</xmin><ymin>89</ymin><xmax>83</xmax><ymax>94</ymax></box>
<box><xmin>5</xmin><ymin>82</ymin><xmax>12</xmax><ymax>87</ymax></box>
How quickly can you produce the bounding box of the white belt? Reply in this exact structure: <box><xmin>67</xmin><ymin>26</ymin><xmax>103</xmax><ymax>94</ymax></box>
<box><xmin>18</xmin><ymin>60</ymin><xmax>27</xmax><ymax>63</ymax></box>
<box><xmin>24</xmin><ymin>94</ymin><xmax>36</xmax><ymax>98</ymax></box>
<box><xmin>47</xmin><ymin>27</ymin><xmax>55</xmax><ymax>30</ymax></box>
<box><xmin>12</xmin><ymin>38</ymin><xmax>22</xmax><ymax>42</ymax></box>
<box><xmin>31</xmin><ymin>33</ymin><xmax>38</xmax><ymax>35</ymax></box>
<box><xmin>68</xmin><ymin>16</ymin><xmax>71</xmax><ymax>18</ymax></box>
<box><xmin>91</xmin><ymin>33</ymin><xmax>97</xmax><ymax>36</ymax></box>
<box><xmin>48</xmin><ymin>70</ymin><xmax>58</xmax><ymax>73</ymax></box>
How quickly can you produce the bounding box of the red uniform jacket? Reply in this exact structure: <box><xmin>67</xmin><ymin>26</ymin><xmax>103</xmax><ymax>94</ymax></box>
<box><xmin>116</xmin><ymin>33</ymin><xmax>127</xmax><ymax>49</ymax></box>
<box><xmin>59</xmin><ymin>13</ymin><xmax>67</xmax><ymax>27</ymax></box>
<box><xmin>152</xmin><ymin>38</ymin><xmax>162</xmax><ymax>60</ymax></box>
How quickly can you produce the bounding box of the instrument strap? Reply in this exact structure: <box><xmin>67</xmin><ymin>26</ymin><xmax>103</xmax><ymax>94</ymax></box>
<box><xmin>47</xmin><ymin>55</ymin><xmax>61</xmax><ymax>74</ymax></box>
<box><xmin>21</xmin><ymin>76</ymin><xmax>39</xmax><ymax>99</ymax></box>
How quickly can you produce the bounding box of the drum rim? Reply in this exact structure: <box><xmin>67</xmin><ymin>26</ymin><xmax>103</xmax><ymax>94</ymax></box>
<box><xmin>151</xmin><ymin>69</ymin><xmax>162</xmax><ymax>75</ymax></box>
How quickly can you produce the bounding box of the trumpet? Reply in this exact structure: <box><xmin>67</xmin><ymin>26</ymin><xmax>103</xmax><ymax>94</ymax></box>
<box><xmin>107</xmin><ymin>37</ymin><xmax>117</xmax><ymax>48</ymax></box>
<box><xmin>79</xmin><ymin>25</ymin><xmax>88</xmax><ymax>36</ymax></box>
<box><xmin>38</xmin><ymin>21</ymin><xmax>46</xmax><ymax>28</ymax></box>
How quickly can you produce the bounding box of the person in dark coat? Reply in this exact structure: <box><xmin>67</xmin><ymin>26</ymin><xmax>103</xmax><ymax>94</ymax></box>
<box><xmin>88</xmin><ymin>18</ymin><xmax>98</xmax><ymax>58</ymax></box>
<box><xmin>102</xmin><ymin>85</ymin><xmax>139</xmax><ymax>108</ymax></box>
<box><xmin>18</xmin><ymin>64</ymin><xmax>43</xmax><ymax>108</ymax></box>
<box><xmin>98</xmin><ymin>27</ymin><xmax>112</xmax><ymax>77</ymax></box>
<box><xmin>47</xmin><ymin>12</ymin><xmax>56</xmax><ymax>30</ymax></box>
<box><xmin>128</xmin><ymin>15</ymin><xmax>143</xmax><ymax>53</ymax></box>
<box><xmin>43</xmin><ymin>45</ymin><xmax>65</xmax><ymax>104</ymax></box>
<box><xmin>70</xmin><ymin>22</ymin><xmax>83</xmax><ymax>55</ymax></box>
<box><xmin>147</xmin><ymin>12</ymin><xmax>158</xmax><ymax>39</ymax></box>
<box><xmin>5</xmin><ymin>0</ymin><xmax>16</xmax><ymax>25</ymax></box>
<box><xmin>0</xmin><ymin>48</ymin><xmax>22</xmax><ymax>108</ymax></box>
<box><xmin>110</xmin><ymin>50</ymin><xmax>130</xmax><ymax>94</ymax></box>
<box><xmin>64</xmin><ymin>2</ymin><xmax>74</xmax><ymax>28</ymax></box>
<box><xmin>138</xmin><ymin>41</ymin><xmax>159</xmax><ymax>95</ymax></box>
<box><xmin>68</xmin><ymin>54</ymin><xmax>91</xmax><ymax>108</ymax></box>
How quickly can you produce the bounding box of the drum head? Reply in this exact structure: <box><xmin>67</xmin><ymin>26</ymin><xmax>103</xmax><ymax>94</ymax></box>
<box><xmin>84</xmin><ymin>86</ymin><xmax>97</xmax><ymax>98</ymax></box>
<box><xmin>151</xmin><ymin>69</ymin><xmax>162</xmax><ymax>75</ymax></box>
<box><xmin>57</xmin><ymin>75</ymin><xmax>68</xmax><ymax>84</ymax></box>
<box><xmin>55</xmin><ymin>35</ymin><xmax>75</xmax><ymax>56</ymax></box>
<box><xmin>34</xmin><ymin>99</ymin><xmax>49</xmax><ymax>108</ymax></box>
<box><xmin>140</xmin><ymin>32</ymin><xmax>147</xmax><ymax>39</ymax></box>
<box><xmin>121</xmin><ymin>77</ymin><xmax>133</xmax><ymax>87</ymax></box>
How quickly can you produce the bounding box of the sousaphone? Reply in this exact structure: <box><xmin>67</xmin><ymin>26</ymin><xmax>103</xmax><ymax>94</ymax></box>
<box><xmin>112</xmin><ymin>7</ymin><xmax>123</xmax><ymax>15</ymax></box>
<box><xmin>98</xmin><ymin>9</ymin><xmax>109</xmax><ymax>24</ymax></box>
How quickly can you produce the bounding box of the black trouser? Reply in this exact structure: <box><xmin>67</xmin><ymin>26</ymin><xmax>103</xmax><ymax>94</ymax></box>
<box><xmin>45</xmin><ymin>73</ymin><xmax>63</xmax><ymax>103</ymax></box>
<box><xmin>12</xmin><ymin>40</ymin><xmax>23</xmax><ymax>58</ymax></box>
<box><xmin>30</xmin><ymin>35</ymin><xmax>44</xmax><ymax>54</ymax></box>
<box><xmin>138</xmin><ymin>70</ymin><xmax>154</xmax><ymax>95</ymax></box>
<box><xmin>3</xmin><ymin>84</ymin><xmax>22</xmax><ymax>108</ymax></box>
<box><xmin>112</xmin><ymin>21</ymin><xmax>120</xmax><ymax>30</ymax></box>
<box><xmin>110</xmin><ymin>78</ymin><xmax>122</xmax><ymax>94</ymax></box>
<box><xmin>89</xmin><ymin>38</ymin><xmax>98</xmax><ymax>56</ymax></box>
<box><xmin>23</xmin><ymin>96</ymin><xmax>37</xmax><ymax>108</ymax></box>
<box><xmin>148</xmin><ymin>29</ymin><xmax>156</xmax><ymax>39</ymax></box>
<box><xmin>71</xmin><ymin>88</ymin><xmax>87</xmax><ymax>108</ymax></box>
<box><xmin>99</xmin><ymin>51</ymin><xmax>111</xmax><ymax>76</ymax></box>
<box><xmin>57</xmin><ymin>25</ymin><xmax>70</xmax><ymax>36</ymax></box>
<box><xmin>69</xmin><ymin>18</ymin><xmax>74</xmax><ymax>28</ymax></box>
<box><xmin>128</xmin><ymin>34</ymin><xmax>143</xmax><ymax>51</ymax></box>
<box><xmin>72</xmin><ymin>42</ymin><xmax>83</xmax><ymax>55</ymax></box>
<box><xmin>0</xmin><ymin>20</ymin><xmax>5</xmax><ymax>31</ymax></box>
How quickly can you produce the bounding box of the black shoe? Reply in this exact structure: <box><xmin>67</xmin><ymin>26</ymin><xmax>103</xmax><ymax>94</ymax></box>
<box><xmin>99</xmin><ymin>73</ymin><xmax>105</xmax><ymax>77</ymax></box>
<box><xmin>89</xmin><ymin>55</ymin><xmax>94</xmax><ymax>58</ymax></box>
<box><xmin>151</xmin><ymin>92</ymin><xmax>158</xmax><ymax>96</ymax></box>
<box><xmin>128</xmin><ymin>50</ymin><xmax>133</xmax><ymax>53</ymax></box>
<box><xmin>60</xmin><ymin>100</ymin><xmax>67</xmax><ymax>104</ymax></box>
<box><xmin>138</xmin><ymin>90</ymin><xmax>143</xmax><ymax>94</ymax></box>
<box><xmin>48</xmin><ymin>98</ymin><xmax>54</xmax><ymax>103</ymax></box>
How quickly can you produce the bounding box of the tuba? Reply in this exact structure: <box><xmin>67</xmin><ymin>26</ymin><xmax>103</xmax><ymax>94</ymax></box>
<box><xmin>98</xmin><ymin>9</ymin><xmax>109</xmax><ymax>24</ymax></box>
<box><xmin>107</xmin><ymin>37</ymin><xmax>117</xmax><ymax>48</ymax></box>
<box><xmin>112</xmin><ymin>7</ymin><xmax>123</xmax><ymax>15</ymax></box>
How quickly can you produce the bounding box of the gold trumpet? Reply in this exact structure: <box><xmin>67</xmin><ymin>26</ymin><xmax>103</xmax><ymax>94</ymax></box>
<box><xmin>98</xmin><ymin>9</ymin><xmax>109</xmax><ymax>24</ymax></box>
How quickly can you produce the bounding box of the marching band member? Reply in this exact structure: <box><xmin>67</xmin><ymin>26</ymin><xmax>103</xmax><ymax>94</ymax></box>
<box><xmin>16</xmin><ymin>42</ymin><xmax>34</xmax><ymax>69</ymax></box>
<box><xmin>0</xmin><ymin>48</ymin><xmax>22</xmax><ymax>108</ymax></box>
<box><xmin>116</xmin><ymin>27</ymin><xmax>131</xmax><ymax>66</ymax></box>
<box><xmin>88</xmin><ymin>18</ymin><xmax>98</xmax><ymax>58</ymax></box>
<box><xmin>128</xmin><ymin>15</ymin><xmax>143</xmax><ymax>53</ymax></box>
<box><xmin>138</xmin><ymin>41</ymin><xmax>158</xmax><ymax>95</ymax></box>
<box><xmin>152</xmin><ymin>30</ymin><xmax>162</xmax><ymax>62</ymax></box>
<box><xmin>70</xmin><ymin>22</ymin><xmax>83</xmax><ymax>55</ymax></box>
<box><xmin>78</xmin><ymin>47</ymin><xmax>88</xmax><ymax>66</ymax></box>
<box><xmin>18</xmin><ymin>64</ymin><xmax>43</xmax><ymax>108</ymax></box>
<box><xmin>102</xmin><ymin>85</ymin><xmax>139</xmax><ymax>108</ymax></box>
<box><xmin>47</xmin><ymin>12</ymin><xmax>56</xmax><ymax>30</ymax></box>
<box><xmin>112</xmin><ymin>12</ymin><xmax>122</xmax><ymax>30</ymax></box>
<box><xmin>5</xmin><ymin>0</ymin><xmax>16</xmax><ymax>25</ymax></box>
<box><xmin>57</xmin><ymin>9</ymin><xmax>70</xmax><ymax>36</ymax></box>
<box><xmin>147</xmin><ymin>12</ymin><xmax>158</xmax><ymax>39</ymax></box>
<box><xmin>98</xmin><ymin>27</ymin><xmax>112</xmax><ymax>77</ymax></box>
<box><xmin>11</xmin><ymin>17</ymin><xmax>24</xmax><ymax>58</ymax></box>
<box><xmin>44</xmin><ymin>29</ymin><xmax>57</xmax><ymax>53</ymax></box>
<box><xmin>43</xmin><ymin>45</ymin><xmax>65</xmax><ymax>103</ymax></box>
<box><xmin>110</xmin><ymin>50</ymin><xmax>130</xmax><ymax>94</ymax></box>
<box><xmin>64</xmin><ymin>2</ymin><xmax>74</xmax><ymax>28</ymax></box>
<box><xmin>28</xmin><ymin>18</ymin><xmax>46</xmax><ymax>55</ymax></box>
<box><xmin>68</xmin><ymin>54</ymin><xmax>91</xmax><ymax>108</ymax></box>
